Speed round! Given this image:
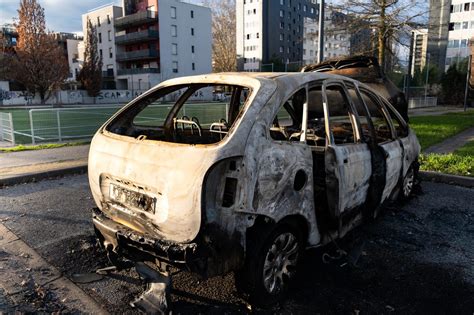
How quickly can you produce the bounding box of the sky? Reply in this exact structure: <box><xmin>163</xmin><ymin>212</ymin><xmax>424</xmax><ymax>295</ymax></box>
<box><xmin>0</xmin><ymin>0</ymin><xmax>202</xmax><ymax>34</ymax></box>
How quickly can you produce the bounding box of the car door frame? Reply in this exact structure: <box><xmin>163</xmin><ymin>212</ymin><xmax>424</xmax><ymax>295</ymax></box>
<box><xmin>357</xmin><ymin>86</ymin><xmax>404</xmax><ymax>203</ymax></box>
<box><xmin>321</xmin><ymin>79</ymin><xmax>372</xmax><ymax>236</ymax></box>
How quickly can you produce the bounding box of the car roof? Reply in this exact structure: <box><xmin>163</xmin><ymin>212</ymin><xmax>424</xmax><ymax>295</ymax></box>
<box><xmin>157</xmin><ymin>71</ymin><xmax>357</xmax><ymax>91</ymax></box>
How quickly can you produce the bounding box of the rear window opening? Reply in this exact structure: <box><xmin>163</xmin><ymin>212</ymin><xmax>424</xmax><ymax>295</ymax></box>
<box><xmin>105</xmin><ymin>84</ymin><xmax>251</xmax><ymax>144</ymax></box>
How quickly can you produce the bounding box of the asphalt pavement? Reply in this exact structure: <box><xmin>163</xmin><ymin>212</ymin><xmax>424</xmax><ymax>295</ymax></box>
<box><xmin>0</xmin><ymin>174</ymin><xmax>473</xmax><ymax>313</ymax></box>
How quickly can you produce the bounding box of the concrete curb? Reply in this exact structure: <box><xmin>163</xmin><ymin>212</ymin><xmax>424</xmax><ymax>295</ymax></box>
<box><xmin>0</xmin><ymin>165</ymin><xmax>88</xmax><ymax>187</ymax></box>
<box><xmin>0</xmin><ymin>223</ymin><xmax>108</xmax><ymax>314</ymax></box>
<box><xmin>419</xmin><ymin>171</ymin><xmax>474</xmax><ymax>188</ymax></box>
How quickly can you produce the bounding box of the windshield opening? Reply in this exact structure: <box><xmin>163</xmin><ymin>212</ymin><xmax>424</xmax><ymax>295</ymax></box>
<box><xmin>105</xmin><ymin>84</ymin><xmax>251</xmax><ymax>144</ymax></box>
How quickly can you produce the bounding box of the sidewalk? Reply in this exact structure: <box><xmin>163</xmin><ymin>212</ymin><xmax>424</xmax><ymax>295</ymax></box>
<box><xmin>407</xmin><ymin>106</ymin><xmax>467</xmax><ymax>117</ymax></box>
<box><xmin>424</xmin><ymin>127</ymin><xmax>474</xmax><ymax>154</ymax></box>
<box><xmin>0</xmin><ymin>145</ymin><xmax>89</xmax><ymax>186</ymax></box>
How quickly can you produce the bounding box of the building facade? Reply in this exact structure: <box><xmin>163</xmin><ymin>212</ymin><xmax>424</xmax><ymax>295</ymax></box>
<box><xmin>236</xmin><ymin>0</ymin><xmax>318</xmax><ymax>71</ymax></box>
<box><xmin>409</xmin><ymin>29</ymin><xmax>428</xmax><ymax>76</ymax></box>
<box><xmin>114</xmin><ymin>0</ymin><xmax>212</xmax><ymax>90</ymax></box>
<box><xmin>82</xmin><ymin>5</ymin><xmax>123</xmax><ymax>89</ymax></box>
<box><xmin>445</xmin><ymin>0</ymin><xmax>474</xmax><ymax>69</ymax></box>
<box><xmin>427</xmin><ymin>0</ymin><xmax>451</xmax><ymax>72</ymax></box>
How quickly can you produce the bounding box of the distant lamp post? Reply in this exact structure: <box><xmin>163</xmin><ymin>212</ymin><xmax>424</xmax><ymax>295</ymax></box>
<box><xmin>138</xmin><ymin>78</ymin><xmax>142</xmax><ymax>91</ymax></box>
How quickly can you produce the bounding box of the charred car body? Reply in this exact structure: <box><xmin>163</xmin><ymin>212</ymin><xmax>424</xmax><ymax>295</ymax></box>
<box><xmin>89</xmin><ymin>72</ymin><xmax>420</xmax><ymax>306</ymax></box>
<box><xmin>301</xmin><ymin>56</ymin><xmax>409</xmax><ymax>121</ymax></box>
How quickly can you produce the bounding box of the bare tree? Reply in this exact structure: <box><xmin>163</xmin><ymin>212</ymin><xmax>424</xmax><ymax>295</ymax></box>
<box><xmin>204</xmin><ymin>0</ymin><xmax>236</xmax><ymax>72</ymax></box>
<box><xmin>11</xmin><ymin>0</ymin><xmax>69</xmax><ymax>104</ymax></box>
<box><xmin>78</xmin><ymin>19</ymin><xmax>102</xmax><ymax>98</ymax></box>
<box><xmin>334</xmin><ymin>0</ymin><xmax>429</xmax><ymax>71</ymax></box>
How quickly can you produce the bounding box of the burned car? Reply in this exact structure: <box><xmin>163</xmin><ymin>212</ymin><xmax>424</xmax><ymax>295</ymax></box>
<box><xmin>88</xmin><ymin>72</ymin><xmax>420</xmax><ymax>307</ymax></box>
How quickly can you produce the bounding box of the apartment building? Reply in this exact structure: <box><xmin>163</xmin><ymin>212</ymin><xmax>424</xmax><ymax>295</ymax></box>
<box><xmin>409</xmin><ymin>29</ymin><xmax>428</xmax><ymax>76</ymax></box>
<box><xmin>114</xmin><ymin>0</ymin><xmax>212</xmax><ymax>90</ymax></box>
<box><xmin>82</xmin><ymin>4</ymin><xmax>123</xmax><ymax>89</ymax></box>
<box><xmin>445</xmin><ymin>0</ymin><xmax>474</xmax><ymax>69</ymax></box>
<box><xmin>302</xmin><ymin>8</ymin><xmax>370</xmax><ymax>65</ymax></box>
<box><xmin>236</xmin><ymin>0</ymin><xmax>318</xmax><ymax>71</ymax></box>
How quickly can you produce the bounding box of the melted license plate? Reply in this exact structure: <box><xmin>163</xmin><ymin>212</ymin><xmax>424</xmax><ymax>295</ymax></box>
<box><xmin>109</xmin><ymin>184</ymin><xmax>156</xmax><ymax>214</ymax></box>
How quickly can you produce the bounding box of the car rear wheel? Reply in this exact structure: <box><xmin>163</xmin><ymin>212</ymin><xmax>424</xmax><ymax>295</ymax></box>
<box><xmin>235</xmin><ymin>224</ymin><xmax>302</xmax><ymax>307</ymax></box>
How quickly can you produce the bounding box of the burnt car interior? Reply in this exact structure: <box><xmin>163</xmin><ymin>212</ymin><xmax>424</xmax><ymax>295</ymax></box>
<box><xmin>106</xmin><ymin>84</ymin><xmax>250</xmax><ymax>144</ymax></box>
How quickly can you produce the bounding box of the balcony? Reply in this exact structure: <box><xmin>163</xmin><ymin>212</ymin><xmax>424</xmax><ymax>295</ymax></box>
<box><xmin>115</xmin><ymin>30</ymin><xmax>159</xmax><ymax>45</ymax></box>
<box><xmin>116</xmin><ymin>49</ymin><xmax>159</xmax><ymax>61</ymax></box>
<box><xmin>115</xmin><ymin>10</ymin><xmax>157</xmax><ymax>30</ymax></box>
<box><xmin>117</xmin><ymin>68</ymin><xmax>160</xmax><ymax>76</ymax></box>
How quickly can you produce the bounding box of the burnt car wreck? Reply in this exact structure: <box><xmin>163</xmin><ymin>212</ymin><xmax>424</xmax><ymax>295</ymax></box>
<box><xmin>88</xmin><ymin>72</ymin><xmax>420</xmax><ymax>310</ymax></box>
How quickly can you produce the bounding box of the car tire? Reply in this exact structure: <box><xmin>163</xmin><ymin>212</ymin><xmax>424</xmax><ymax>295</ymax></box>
<box><xmin>399</xmin><ymin>165</ymin><xmax>415</xmax><ymax>201</ymax></box>
<box><xmin>235</xmin><ymin>224</ymin><xmax>302</xmax><ymax>308</ymax></box>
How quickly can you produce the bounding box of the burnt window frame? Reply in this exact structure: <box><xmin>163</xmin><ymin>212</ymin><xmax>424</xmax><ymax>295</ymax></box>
<box><xmin>103</xmin><ymin>83</ymin><xmax>254</xmax><ymax>145</ymax></box>
<box><xmin>357</xmin><ymin>86</ymin><xmax>398</xmax><ymax>142</ymax></box>
<box><xmin>268</xmin><ymin>85</ymin><xmax>309</xmax><ymax>143</ymax></box>
<box><xmin>321</xmin><ymin>79</ymin><xmax>363</xmax><ymax>146</ymax></box>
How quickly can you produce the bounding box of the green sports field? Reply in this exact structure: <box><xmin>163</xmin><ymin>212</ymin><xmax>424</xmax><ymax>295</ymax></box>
<box><xmin>0</xmin><ymin>103</ymin><xmax>229</xmax><ymax>144</ymax></box>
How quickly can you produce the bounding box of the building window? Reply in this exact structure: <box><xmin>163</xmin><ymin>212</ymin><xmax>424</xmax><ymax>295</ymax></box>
<box><xmin>109</xmin><ymin>47</ymin><xmax>113</xmax><ymax>58</ymax></box>
<box><xmin>280</xmin><ymin>0</ymin><xmax>284</xmax><ymax>4</ymax></box>
<box><xmin>108</xmin><ymin>30</ymin><xmax>111</xmax><ymax>41</ymax></box>
<box><xmin>280</xmin><ymin>10</ymin><xmax>284</xmax><ymax>17</ymax></box>
<box><xmin>253</xmin><ymin>8</ymin><xmax>256</xmax><ymax>14</ymax></box>
<box><xmin>247</xmin><ymin>34</ymin><xmax>250</xmax><ymax>39</ymax></box>
<box><xmin>99</xmin><ymin>49</ymin><xmax>103</xmax><ymax>58</ymax></box>
<box><xmin>191</xmin><ymin>45</ymin><xmax>195</xmax><ymax>53</ymax></box>
<box><xmin>191</xmin><ymin>28</ymin><xmax>195</xmax><ymax>36</ymax></box>
<box><xmin>280</xmin><ymin>22</ymin><xmax>284</xmax><ymax>29</ymax></box>
<box><xmin>280</xmin><ymin>33</ymin><xmax>284</xmax><ymax>40</ymax></box>
<box><xmin>97</xmin><ymin>16</ymin><xmax>101</xmax><ymax>26</ymax></box>
<box><xmin>303</xmin><ymin>4</ymin><xmax>307</xmax><ymax>11</ymax></box>
<box><xmin>192</xmin><ymin>62</ymin><xmax>195</xmax><ymax>70</ymax></box>
<box><xmin>171</xmin><ymin>25</ymin><xmax>177</xmax><ymax>36</ymax></box>
<box><xmin>98</xmin><ymin>32</ymin><xmax>102</xmax><ymax>43</ymax></box>
<box><xmin>191</xmin><ymin>10</ymin><xmax>194</xmax><ymax>18</ymax></box>
<box><xmin>172</xmin><ymin>61</ymin><xmax>178</xmax><ymax>73</ymax></box>
<box><xmin>465</xmin><ymin>2</ymin><xmax>470</xmax><ymax>11</ymax></box>
<box><xmin>107</xmin><ymin>14</ymin><xmax>110</xmax><ymax>24</ymax></box>
<box><xmin>279</xmin><ymin>46</ymin><xmax>283</xmax><ymax>53</ymax></box>
<box><xmin>171</xmin><ymin>6</ymin><xmax>177</xmax><ymax>19</ymax></box>
<box><xmin>463</xmin><ymin>21</ymin><xmax>469</xmax><ymax>29</ymax></box>
<box><xmin>172</xmin><ymin>43</ymin><xmax>178</xmax><ymax>55</ymax></box>
<box><xmin>256</xmin><ymin>32</ymin><xmax>259</xmax><ymax>38</ymax></box>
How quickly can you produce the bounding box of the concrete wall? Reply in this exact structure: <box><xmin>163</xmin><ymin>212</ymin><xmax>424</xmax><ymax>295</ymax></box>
<box><xmin>0</xmin><ymin>90</ymin><xmax>147</xmax><ymax>106</ymax></box>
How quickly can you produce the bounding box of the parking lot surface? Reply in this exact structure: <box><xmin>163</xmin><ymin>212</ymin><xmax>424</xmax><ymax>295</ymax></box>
<box><xmin>0</xmin><ymin>175</ymin><xmax>473</xmax><ymax>313</ymax></box>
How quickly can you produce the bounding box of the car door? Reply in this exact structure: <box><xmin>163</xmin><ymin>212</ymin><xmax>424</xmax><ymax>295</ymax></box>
<box><xmin>322</xmin><ymin>80</ymin><xmax>372</xmax><ymax>233</ymax></box>
<box><xmin>358</xmin><ymin>88</ymin><xmax>403</xmax><ymax>202</ymax></box>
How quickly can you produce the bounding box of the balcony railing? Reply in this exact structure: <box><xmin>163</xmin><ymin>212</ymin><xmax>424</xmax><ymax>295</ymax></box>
<box><xmin>116</xmin><ymin>49</ymin><xmax>159</xmax><ymax>61</ymax></box>
<box><xmin>115</xmin><ymin>30</ymin><xmax>159</xmax><ymax>45</ymax></box>
<box><xmin>115</xmin><ymin>10</ymin><xmax>157</xmax><ymax>30</ymax></box>
<box><xmin>117</xmin><ymin>68</ymin><xmax>160</xmax><ymax>76</ymax></box>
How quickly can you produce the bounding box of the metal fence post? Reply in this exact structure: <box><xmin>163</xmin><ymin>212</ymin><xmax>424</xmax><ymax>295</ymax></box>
<box><xmin>56</xmin><ymin>109</ymin><xmax>62</xmax><ymax>142</ymax></box>
<box><xmin>9</xmin><ymin>113</ymin><xmax>15</xmax><ymax>146</ymax></box>
<box><xmin>29</xmin><ymin>109</ymin><xmax>35</xmax><ymax>145</ymax></box>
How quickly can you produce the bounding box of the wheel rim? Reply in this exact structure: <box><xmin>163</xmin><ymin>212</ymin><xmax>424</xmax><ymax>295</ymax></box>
<box><xmin>262</xmin><ymin>232</ymin><xmax>299</xmax><ymax>295</ymax></box>
<box><xmin>403</xmin><ymin>168</ymin><xmax>414</xmax><ymax>197</ymax></box>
